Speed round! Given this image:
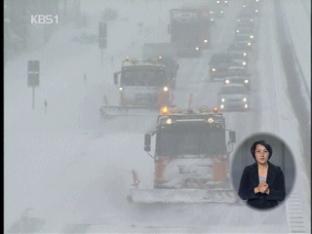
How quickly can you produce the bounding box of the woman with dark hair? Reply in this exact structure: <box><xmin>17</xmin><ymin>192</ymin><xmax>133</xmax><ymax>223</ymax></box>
<box><xmin>238</xmin><ymin>140</ymin><xmax>286</xmax><ymax>209</ymax></box>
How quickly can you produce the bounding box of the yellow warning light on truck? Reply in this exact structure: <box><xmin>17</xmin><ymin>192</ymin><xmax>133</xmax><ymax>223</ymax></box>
<box><xmin>160</xmin><ymin>106</ymin><xmax>170</xmax><ymax>115</ymax></box>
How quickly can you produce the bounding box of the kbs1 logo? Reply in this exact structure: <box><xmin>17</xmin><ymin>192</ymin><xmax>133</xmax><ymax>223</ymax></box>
<box><xmin>30</xmin><ymin>15</ymin><xmax>59</xmax><ymax>24</ymax></box>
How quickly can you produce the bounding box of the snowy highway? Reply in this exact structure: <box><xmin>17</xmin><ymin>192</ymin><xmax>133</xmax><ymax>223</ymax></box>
<box><xmin>4</xmin><ymin>0</ymin><xmax>310</xmax><ymax>233</ymax></box>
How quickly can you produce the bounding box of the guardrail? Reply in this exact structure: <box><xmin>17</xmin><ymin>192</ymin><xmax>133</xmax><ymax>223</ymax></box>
<box><xmin>274</xmin><ymin>1</ymin><xmax>311</xmax><ymax>233</ymax></box>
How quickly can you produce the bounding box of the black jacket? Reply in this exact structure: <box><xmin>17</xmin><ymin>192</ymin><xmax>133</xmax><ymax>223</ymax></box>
<box><xmin>238</xmin><ymin>162</ymin><xmax>286</xmax><ymax>209</ymax></box>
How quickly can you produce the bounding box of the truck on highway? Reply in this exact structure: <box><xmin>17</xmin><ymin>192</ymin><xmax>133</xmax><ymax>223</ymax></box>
<box><xmin>128</xmin><ymin>106</ymin><xmax>237</xmax><ymax>203</ymax></box>
<box><xmin>100</xmin><ymin>58</ymin><xmax>174</xmax><ymax>118</ymax></box>
<box><xmin>168</xmin><ymin>8</ymin><xmax>211</xmax><ymax>56</ymax></box>
<box><xmin>142</xmin><ymin>43</ymin><xmax>179</xmax><ymax>87</ymax></box>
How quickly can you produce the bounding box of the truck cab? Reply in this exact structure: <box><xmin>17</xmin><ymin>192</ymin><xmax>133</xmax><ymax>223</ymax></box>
<box><xmin>145</xmin><ymin>108</ymin><xmax>236</xmax><ymax>190</ymax></box>
<box><xmin>113</xmin><ymin>59</ymin><xmax>172</xmax><ymax>108</ymax></box>
<box><xmin>169</xmin><ymin>9</ymin><xmax>203</xmax><ymax>57</ymax></box>
<box><xmin>142</xmin><ymin>43</ymin><xmax>179</xmax><ymax>87</ymax></box>
<box><xmin>127</xmin><ymin>107</ymin><xmax>237</xmax><ymax>203</ymax></box>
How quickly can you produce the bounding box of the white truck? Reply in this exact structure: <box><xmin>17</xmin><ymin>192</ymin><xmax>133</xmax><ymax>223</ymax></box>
<box><xmin>100</xmin><ymin>58</ymin><xmax>173</xmax><ymax>118</ymax></box>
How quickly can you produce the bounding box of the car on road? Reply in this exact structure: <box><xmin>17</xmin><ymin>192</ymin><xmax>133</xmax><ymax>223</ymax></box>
<box><xmin>209</xmin><ymin>53</ymin><xmax>249</xmax><ymax>81</ymax></box>
<box><xmin>227</xmin><ymin>41</ymin><xmax>253</xmax><ymax>54</ymax></box>
<box><xmin>218</xmin><ymin>84</ymin><xmax>250</xmax><ymax>111</ymax></box>
<box><xmin>224</xmin><ymin>75</ymin><xmax>251</xmax><ymax>90</ymax></box>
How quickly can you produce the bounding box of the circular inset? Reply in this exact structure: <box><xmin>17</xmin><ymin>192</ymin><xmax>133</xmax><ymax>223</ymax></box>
<box><xmin>231</xmin><ymin>133</ymin><xmax>296</xmax><ymax>210</ymax></box>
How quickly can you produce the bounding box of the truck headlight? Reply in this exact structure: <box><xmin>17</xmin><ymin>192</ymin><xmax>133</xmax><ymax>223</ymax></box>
<box><xmin>247</xmin><ymin>42</ymin><xmax>252</xmax><ymax>46</ymax></box>
<box><xmin>244</xmin><ymin>104</ymin><xmax>248</xmax><ymax>109</ymax></box>
<box><xmin>204</xmin><ymin>39</ymin><xmax>208</xmax><ymax>43</ymax></box>
<box><xmin>208</xmin><ymin>117</ymin><xmax>214</xmax><ymax>123</ymax></box>
<box><xmin>212</xmin><ymin>68</ymin><xmax>216</xmax><ymax>72</ymax></box>
<box><xmin>166</xmin><ymin>118</ymin><xmax>172</xmax><ymax>124</ymax></box>
<box><xmin>236</xmin><ymin>29</ymin><xmax>240</xmax><ymax>33</ymax></box>
<box><xmin>195</xmin><ymin>46</ymin><xmax>200</xmax><ymax>51</ymax></box>
<box><xmin>242</xmin><ymin>61</ymin><xmax>247</xmax><ymax>66</ymax></box>
<box><xmin>249</xmin><ymin>35</ymin><xmax>254</xmax><ymax>39</ymax></box>
<box><xmin>217</xmin><ymin>0</ymin><xmax>220</xmax><ymax>4</ymax></box>
<box><xmin>221</xmin><ymin>98</ymin><xmax>225</xmax><ymax>102</ymax></box>
<box><xmin>225</xmin><ymin>80</ymin><xmax>230</xmax><ymax>84</ymax></box>
<box><xmin>119</xmin><ymin>87</ymin><xmax>123</xmax><ymax>91</ymax></box>
<box><xmin>243</xmin><ymin>97</ymin><xmax>247</xmax><ymax>102</ymax></box>
<box><xmin>243</xmin><ymin>52</ymin><xmax>247</xmax><ymax>56</ymax></box>
<box><xmin>244</xmin><ymin>79</ymin><xmax>249</xmax><ymax>84</ymax></box>
<box><xmin>220</xmin><ymin>104</ymin><xmax>224</xmax><ymax>109</ymax></box>
<box><xmin>163</xmin><ymin>86</ymin><xmax>169</xmax><ymax>92</ymax></box>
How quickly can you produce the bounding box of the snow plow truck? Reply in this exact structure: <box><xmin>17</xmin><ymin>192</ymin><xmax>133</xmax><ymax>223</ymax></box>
<box><xmin>128</xmin><ymin>106</ymin><xmax>237</xmax><ymax>203</ymax></box>
<box><xmin>100</xmin><ymin>58</ymin><xmax>174</xmax><ymax>118</ymax></box>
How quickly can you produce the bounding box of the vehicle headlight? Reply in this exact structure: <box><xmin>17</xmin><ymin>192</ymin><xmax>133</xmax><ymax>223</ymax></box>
<box><xmin>242</xmin><ymin>4</ymin><xmax>246</xmax><ymax>8</ymax></box>
<box><xmin>236</xmin><ymin>29</ymin><xmax>240</xmax><ymax>33</ymax></box>
<box><xmin>243</xmin><ymin>52</ymin><xmax>247</xmax><ymax>56</ymax></box>
<box><xmin>225</xmin><ymin>80</ymin><xmax>230</xmax><ymax>84</ymax></box>
<box><xmin>220</xmin><ymin>10</ymin><xmax>224</xmax><ymax>14</ymax></box>
<box><xmin>249</xmin><ymin>35</ymin><xmax>254</xmax><ymax>39</ymax></box>
<box><xmin>220</xmin><ymin>104</ymin><xmax>224</xmax><ymax>109</ymax></box>
<box><xmin>119</xmin><ymin>87</ymin><xmax>123</xmax><ymax>91</ymax></box>
<box><xmin>221</xmin><ymin>98</ymin><xmax>225</xmax><ymax>102</ymax></box>
<box><xmin>242</xmin><ymin>61</ymin><xmax>247</xmax><ymax>66</ymax></box>
<box><xmin>247</xmin><ymin>42</ymin><xmax>252</xmax><ymax>46</ymax></box>
<box><xmin>237</xmin><ymin>19</ymin><xmax>241</xmax><ymax>22</ymax></box>
<box><xmin>208</xmin><ymin>117</ymin><xmax>214</xmax><ymax>123</ymax></box>
<box><xmin>255</xmin><ymin>9</ymin><xmax>259</xmax><ymax>13</ymax></box>
<box><xmin>244</xmin><ymin>104</ymin><xmax>248</xmax><ymax>109</ymax></box>
<box><xmin>204</xmin><ymin>39</ymin><xmax>208</xmax><ymax>43</ymax></box>
<box><xmin>243</xmin><ymin>97</ymin><xmax>247</xmax><ymax>102</ymax></box>
<box><xmin>224</xmin><ymin>0</ymin><xmax>228</xmax><ymax>3</ymax></box>
<box><xmin>158</xmin><ymin>55</ymin><xmax>162</xmax><ymax>60</ymax></box>
<box><xmin>210</xmin><ymin>18</ymin><xmax>215</xmax><ymax>22</ymax></box>
<box><xmin>244</xmin><ymin>79</ymin><xmax>249</xmax><ymax>84</ymax></box>
<box><xmin>166</xmin><ymin>118</ymin><xmax>172</xmax><ymax>124</ymax></box>
<box><xmin>212</xmin><ymin>68</ymin><xmax>216</xmax><ymax>72</ymax></box>
<box><xmin>163</xmin><ymin>86</ymin><xmax>169</xmax><ymax>92</ymax></box>
<box><xmin>195</xmin><ymin>46</ymin><xmax>200</xmax><ymax>51</ymax></box>
<box><xmin>250</xmin><ymin>18</ymin><xmax>254</xmax><ymax>22</ymax></box>
<box><xmin>217</xmin><ymin>0</ymin><xmax>220</xmax><ymax>4</ymax></box>
<box><xmin>212</xmin><ymin>107</ymin><xmax>219</xmax><ymax>113</ymax></box>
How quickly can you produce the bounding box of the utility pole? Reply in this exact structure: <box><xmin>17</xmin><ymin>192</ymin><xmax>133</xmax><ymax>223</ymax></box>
<box><xmin>27</xmin><ymin>60</ymin><xmax>40</xmax><ymax>110</ymax></box>
<box><xmin>98</xmin><ymin>21</ymin><xmax>107</xmax><ymax>64</ymax></box>
<box><xmin>44</xmin><ymin>99</ymin><xmax>48</xmax><ymax>114</ymax></box>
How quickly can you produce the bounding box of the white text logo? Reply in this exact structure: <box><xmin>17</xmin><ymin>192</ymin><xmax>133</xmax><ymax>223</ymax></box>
<box><xmin>31</xmin><ymin>15</ymin><xmax>59</xmax><ymax>24</ymax></box>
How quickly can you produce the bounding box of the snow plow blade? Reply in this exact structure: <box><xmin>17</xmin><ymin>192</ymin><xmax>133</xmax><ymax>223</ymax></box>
<box><xmin>128</xmin><ymin>188</ymin><xmax>237</xmax><ymax>204</ymax></box>
<box><xmin>100</xmin><ymin>105</ymin><xmax>158</xmax><ymax>118</ymax></box>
